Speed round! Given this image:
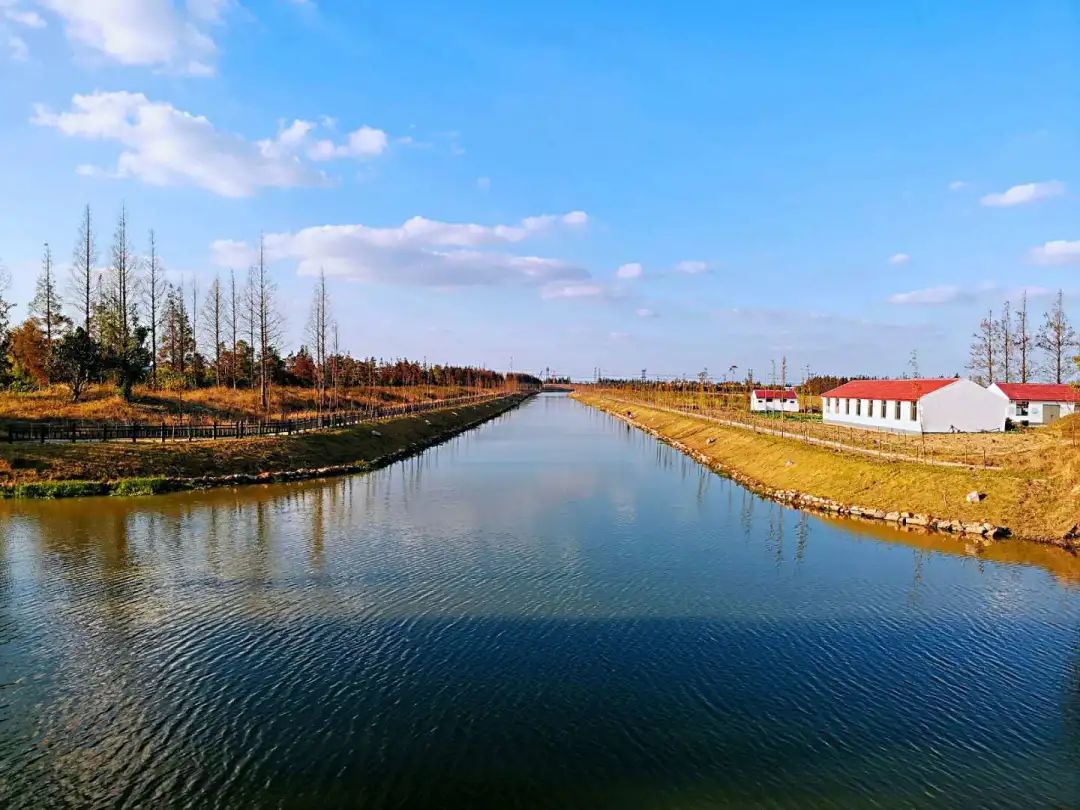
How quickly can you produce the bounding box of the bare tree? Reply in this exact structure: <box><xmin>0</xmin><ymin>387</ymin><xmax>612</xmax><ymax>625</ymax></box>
<box><xmin>144</xmin><ymin>229</ymin><xmax>165</xmax><ymax>388</ymax></box>
<box><xmin>70</xmin><ymin>204</ymin><xmax>95</xmax><ymax>334</ymax></box>
<box><xmin>330</xmin><ymin>320</ymin><xmax>341</xmax><ymax>411</ymax></box>
<box><xmin>201</xmin><ymin>274</ymin><xmax>223</xmax><ymax>386</ymax></box>
<box><xmin>1015</xmin><ymin>292</ymin><xmax>1033</xmax><ymax>383</ymax></box>
<box><xmin>190</xmin><ymin>275</ymin><xmax>199</xmax><ymax>380</ymax></box>
<box><xmin>254</xmin><ymin>236</ymin><xmax>281</xmax><ymax>412</ymax></box>
<box><xmin>99</xmin><ymin>205</ymin><xmax>149</xmax><ymax>400</ymax></box>
<box><xmin>968</xmin><ymin>307</ymin><xmax>996</xmax><ymax>385</ymax></box>
<box><xmin>244</xmin><ymin>265</ymin><xmax>258</xmax><ymax>388</ymax></box>
<box><xmin>227</xmin><ymin>268</ymin><xmax>239</xmax><ymax>387</ymax></box>
<box><xmin>997</xmin><ymin>301</ymin><xmax>1012</xmax><ymax>383</ymax></box>
<box><xmin>1035</xmin><ymin>289</ymin><xmax>1077</xmax><ymax>384</ymax></box>
<box><xmin>307</xmin><ymin>268</ymin><xmax>330</xmax><ymax>412</ymax></box>
<box><xmin>101</xmin><ymin>206</ymin><xmax>135</xmax><ymax>349</ymax></box>
<box><xmin>99</xmin><ymin>205</ymin><xmax>138</xmax><ymax>355</ymax></box>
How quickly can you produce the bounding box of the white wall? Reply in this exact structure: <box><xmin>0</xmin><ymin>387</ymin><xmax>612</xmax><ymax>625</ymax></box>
<box><xmin>822</xmin><ymin>380</ymin><xmax>1007</xmax><ymax>433</ymax></box>
<box><xmin>921</xmin><ymin>379</ymin><xmax>1007</xmax><ymax>433</ymax></box>
<box><xmin>987</xmin><ymin>384</ymin><xmax>1078</xmax><ymax>425</ymax></box>
<box><xmin>750</xmin><ymin>394</ymin><xmax>799</xmax><ymax>413</ymax></box>
<box><xmin>823</xmin><ymin>396</ymin><xmax>921</xmax><ymax>433</ymax></box>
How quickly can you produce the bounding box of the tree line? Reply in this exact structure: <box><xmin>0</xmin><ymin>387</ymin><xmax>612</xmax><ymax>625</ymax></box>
<box><xmin>0</xmin><ymin>204</ymin><xmax>534</xmax><ymax>411</ymax></box>
<box><xmin>968</xmin><ymin>290</ymin><xmax>1078</xmax><ymax>386</ymax></box>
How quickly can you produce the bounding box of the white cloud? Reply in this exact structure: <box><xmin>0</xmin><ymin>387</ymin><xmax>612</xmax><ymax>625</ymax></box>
<box><xmin>1028</xmin><ymin>239</ymin><xmax>1080</xmax><ymax>266</ymax></box>
<box><xmin>676</xmin><ymin>259</ymin><xmax>708</xmax><ymax>274</ymax></box>
<box><xmin>307</xmin><ymin>125</ymin><xmax>388</xmax><ymax>161</ymax></box>
<box><xmin>32</xmin><ymin>92</ymin><xmax>396</xmax><ymax>197</ymax></box>
<box><xmin>888</xmin><ymin>282</ymin><xmax>1051</xmax><ymax>306</ymax></box>
<box><xmin>980</xmin><ymin>180</ymin><xmax>1065</xmax><ymax>207</ymax></box>
<box><xmin>888</xmin><ymin>253</ymin><xmax>910</xmax><ymax>265</ymax></box>
<box><xmin>31</xmin><ymin>0</ymin><xmax>226</xmax><ymax>75</ymax></box>
<box><xmin>888</xmin><ymin>285</ymin><xmax>973</xmax><ymax>305</ymax></box>
<box><xmin>542</xmin><ymin>282</ymin><xmax>604</xmax><ymax>300</ymax></box>
<box><xmin>4</xmin><ymin>7</ymin><xmax>45</xmax><ymax>27</ymax></box>
<box><xmin>476</xmin><ymin>176</ymin><xmax>491</xmax><ymax>192</ymax></box>
<box><xmin>947</xmin><ymin>180</ymin><xmax>968</xmax><ymax>191</ymax></box>
<box><xmin>616</xmin><ymin>262</ymin><xmax>642</xmax><ymax>279</ymax></box>
<box><xmin>6</xmin><ymin>32</ymin><xmax>27</xmax><ymax>59</ymax></box>
<box><xmin>212</xmin><ymin>211</ymin><xmax>590</xmax><ymax>290</ymax></box>
<box><xmin>635</xmin><ymin>307</ymin><xmax>656</xmax><ymax>318</ymax></box>
<box><xmin>185</xmin><ymin>0</ymin><xmax>230</xmax><ymax>24</ymax></box>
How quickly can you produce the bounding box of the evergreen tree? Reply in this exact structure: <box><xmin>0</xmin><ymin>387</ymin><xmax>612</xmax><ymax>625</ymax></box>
<box><xmin>51</xmin><ymin>327</ymin><xmax>102</xmax><ymax>403</ymax></box>
<box><xmin>30</xmin><ymin>243</ymin><xmax>69</xmax><ymax>380</ymax></box>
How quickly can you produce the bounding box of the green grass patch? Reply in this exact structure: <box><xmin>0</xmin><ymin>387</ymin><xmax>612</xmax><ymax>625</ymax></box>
<box><xmin>110</xmin><ymin>477</ymin><xmax>187</xmax><ymax>497</ymax></box>
<box><xmin>9</xmin><ymin>480</ymin><xmax>110</xmax><ymax>499</ymax></box>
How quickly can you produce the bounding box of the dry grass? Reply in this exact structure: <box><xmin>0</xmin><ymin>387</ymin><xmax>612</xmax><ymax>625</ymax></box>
<box><xmin>0</xmin><ymin>396</ymin><xmax>520</xmax><ymax>484</ymax></box>
<box><xmin>593</xmin><ymin>387</ymin><xmax>1063</xmax><ymax>468</ymax></box>
<box><xmin>0</xmin><ymin>383</ymin><xmax>490</xmax><ymax>424</ymax></box>
<box><xmin>578</xmin><ymin>392</ymin><xmax>1080</xmax><ymax>542</ymax></box>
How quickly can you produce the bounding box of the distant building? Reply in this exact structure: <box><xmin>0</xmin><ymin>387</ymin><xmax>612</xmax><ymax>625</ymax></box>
<box><xmin>987</xmin><ymin>383</ymin><xmax>1080</xmax><ymax>426</ymax></box>
<box><xmin>821</xmin><ymin>378</ymin><xmax>1007</xmax><ymax>433</ymax></box>
<box><xmin>750</xmin><ymin>388</ymin><xmax>799</xmax><ymax>413</ymax></box>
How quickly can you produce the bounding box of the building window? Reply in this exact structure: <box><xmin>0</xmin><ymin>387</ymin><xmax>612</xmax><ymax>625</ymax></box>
<box><xmin>894</xmin><ymin>400</ymin><xmax>900</xmax><ymax>419</ymax></box>
<box><xmin>879</xmin><ymin>400</ymin><xmax>886</xmax><ymax>418</ymax></box>
<box><xmin>1016</xmin><ymin>401</ymin><xmax>1029</xmax><ymax>417</ymax></box>
<box><xmin>855</xmin><ymin>399</ymin><xmax>861</xmax><ymax>416</ymax></box>
<box><xmin>845</xmin><ymin>398</ymin><xmax>850</xmax><ymax>415</ymax></box>
<box><xmin>911</xmin><ymin>400</ymin><xmax>918</xmax><ymax>421</ymax></box>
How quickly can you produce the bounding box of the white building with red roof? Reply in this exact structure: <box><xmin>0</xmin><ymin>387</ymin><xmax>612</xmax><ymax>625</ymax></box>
<box><xmin>987</xmin><ymin>382</ymin><xmax>1080</xmax><ymax>426</ymax></box>
<box><xmin>821</xmin><ymin>378</ymin><xmax>1007</xmax><ymax>433</ymax></box>
<box><xmin>749</xmin><ymin>387</ymin><xmax>799</xmax><ymax>413</ymax></box>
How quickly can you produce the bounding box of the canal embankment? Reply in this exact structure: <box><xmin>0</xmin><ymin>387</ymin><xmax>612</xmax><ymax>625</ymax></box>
<box><xmin>0</xmin><ymin>393</ymin><xmax>531</xmax><ymax>499</ymax></box>
<box><xmin>576</xmin><ymin>391</ymin><xmax>1079</xmax><ymax>550</ymax></box>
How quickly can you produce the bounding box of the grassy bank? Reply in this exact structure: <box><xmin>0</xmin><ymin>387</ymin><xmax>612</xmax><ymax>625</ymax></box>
<box><xmin>0</xmin><ymin>383</ymin><xmax>496</xmax><ymax>424</ymax></box>
<box><xmin>576</xmin><ymin>391</ymin><xmax>1078</xmax><ymax>547</ymax></box>
<box><xmin>0</xmin><ymin>394</ymin><xmax>527</xmax><ymax>498</ymax></box>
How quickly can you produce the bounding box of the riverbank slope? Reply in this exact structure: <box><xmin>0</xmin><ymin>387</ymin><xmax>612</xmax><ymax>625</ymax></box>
<box><xmin>1</xmin><ymin>394</ymin><xmax>529</xmax><ymax>498</ymax></box>
<box><xmin>576</xmin><ymin>392</ymin><xmax>1077</xmax><ymax>549</ymax></box>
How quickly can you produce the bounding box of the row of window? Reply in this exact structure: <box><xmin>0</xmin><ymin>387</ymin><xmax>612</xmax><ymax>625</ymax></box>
<box><xmin>824</xmin><ymin>397</ymin><xmax>918</xmax><ymax>421</ymax></box>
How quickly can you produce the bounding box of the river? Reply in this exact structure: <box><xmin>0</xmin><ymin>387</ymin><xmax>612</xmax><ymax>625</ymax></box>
<box><xmin>1</xmin><ymin>393</ymin><xmax>1077</xmax><ymax>808</ymax></box>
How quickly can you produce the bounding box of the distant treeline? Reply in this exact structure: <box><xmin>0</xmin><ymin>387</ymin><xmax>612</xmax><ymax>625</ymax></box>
<box><xmin>0</xmin><ymin>203</ymin><xmax>538</xmax><ymax>409</ymax></box>
<box><xmin>594</xmin><ymin>377</ymin><xmax>855</xmax><ymax>394</ymax></box>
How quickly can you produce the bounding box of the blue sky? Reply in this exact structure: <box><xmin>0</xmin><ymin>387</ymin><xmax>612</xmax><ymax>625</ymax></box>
<box><xmin>0</xmin><ymin>1</ymin><xmax>1077</xmax><ymax>382</ymax></box>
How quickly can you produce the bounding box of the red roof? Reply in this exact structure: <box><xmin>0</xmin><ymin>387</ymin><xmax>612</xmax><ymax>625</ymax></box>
<box><xmin>821</xmin><ymin>378</ymin><xmax>957</xmax><ymax>402</ymax></box>
<box><xmin>993</xmin><ymin>383</ymin><xmax>1080</xmax><ymax>403</ymax></box>
<box><xmin>753</xmin><ymin>388</ymin><xmax>797</xmax><ymax>398</ymax></box>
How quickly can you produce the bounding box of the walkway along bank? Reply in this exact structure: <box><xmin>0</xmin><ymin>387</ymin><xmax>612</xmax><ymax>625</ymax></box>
<box><xmin>575</xmin><ymin>391</ymin><xmax>1079</xmax><ymax>550</ymax></box>
<box><xmin>0</xmin><ymin>393</ymin><xmax>533</xmax><ymax>499</ymax></box>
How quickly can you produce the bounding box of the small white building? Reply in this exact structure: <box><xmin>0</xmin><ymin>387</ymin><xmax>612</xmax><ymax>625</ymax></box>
<box><xmin>821</xmin><ymin>378</ymin><xmax>1007</xmax><ymax>434</ymax></box>
<box><xmin>987</xmin><ymin>383</ymin><xmax>1080</xmax><ymax>426</ymax></box>
<box><xmin>750</xmin><ymin>388</ymin><xmax>800</xmax><ymax>413</ymax></box>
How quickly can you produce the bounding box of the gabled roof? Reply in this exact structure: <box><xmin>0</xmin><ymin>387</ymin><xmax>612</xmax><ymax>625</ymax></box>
<box><xmin>992</xmin><ymin>383</ymin><xmax>1080</xmax><ymax>403</ymax></box>
<box><xmin>752</xmin><ymin>388</ymin><xmax>797</xmax><ymax>399</ymax></box>
<box><xmin>821</xmin><ymin>378</ymin><xmax>957</xmax><ymax>402</ymax></box>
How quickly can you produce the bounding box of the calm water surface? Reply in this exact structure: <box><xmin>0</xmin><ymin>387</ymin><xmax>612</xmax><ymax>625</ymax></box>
<box><xmin>1</xmin><ymin>393</ymin><xmax>1077</xmax><ymax>808</ymax></box>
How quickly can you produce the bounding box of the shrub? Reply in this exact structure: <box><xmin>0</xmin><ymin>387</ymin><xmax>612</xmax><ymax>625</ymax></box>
<box><xmin>111</xmin><ymin>477</ymin><xmax>185</xmax><ymax>497</ymax></box>
<box><xmin>13</xmin><ymin>480</ymin><xmax>108</xmax><ymax>499</ymax></box>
